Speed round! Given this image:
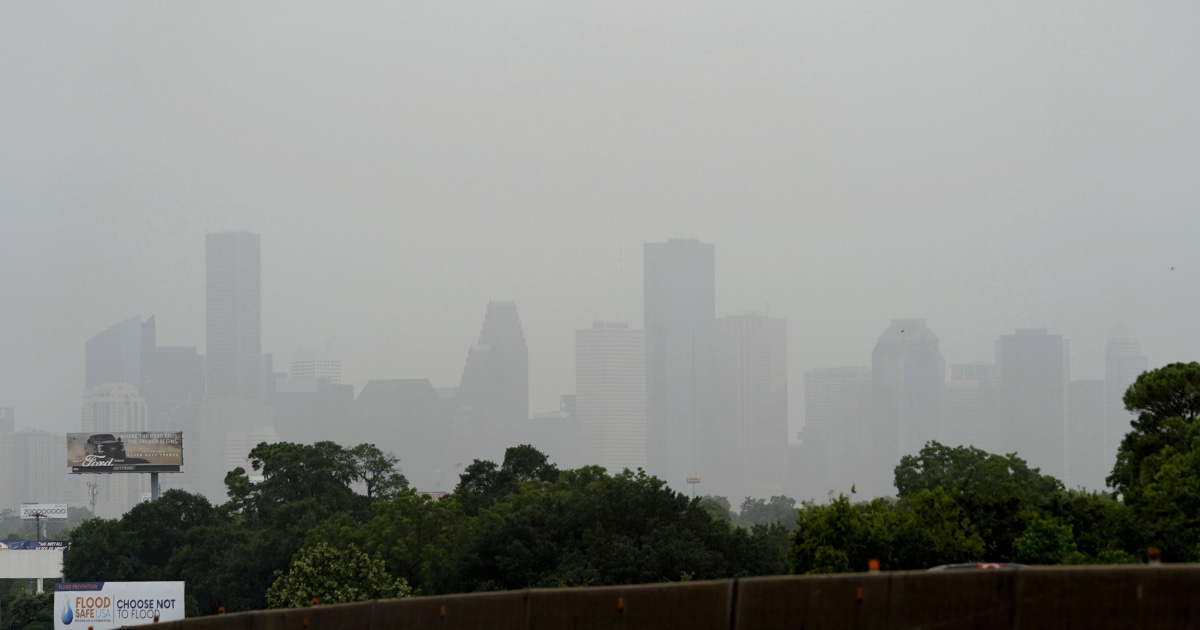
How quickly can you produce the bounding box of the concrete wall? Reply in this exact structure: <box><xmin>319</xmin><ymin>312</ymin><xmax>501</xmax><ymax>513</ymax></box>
<box><xmin>147</xmin><ymin>566</ymin><xmax>1200</xmax><ymax>630</ymax></box>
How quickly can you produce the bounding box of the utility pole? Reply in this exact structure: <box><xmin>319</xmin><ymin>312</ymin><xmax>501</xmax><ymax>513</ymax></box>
<box><xmin>86</xmin><ymin>481</ymin><xmax>100</xmax><ymax>518</ymax></box>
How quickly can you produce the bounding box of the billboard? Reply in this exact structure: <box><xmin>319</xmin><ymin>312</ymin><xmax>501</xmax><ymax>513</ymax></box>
<box><xmin>21</xmin><ymin>504</ymin><xmax>69</xmax><ymax>520</ymax></box>
<box><xmin>55</xmin><ymin>582</ymin><xmax>185</xmax><ymax>628</ymax></box>
<box><xmin>67</xmin><ymin>432</ymin><xmax>183</xmax><ymax>473</ymax></box>
<box><xmin>0</xmin><ymin>540</ymin><xmax>69</xmax><ymax>550</ymax></box>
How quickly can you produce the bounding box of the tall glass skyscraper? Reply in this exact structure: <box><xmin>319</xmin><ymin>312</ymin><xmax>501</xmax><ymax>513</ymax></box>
<box><xmin>1105</xmin><ymin>327</ymin><xmax>1148</xmax><ymax>463</ymax></box>
<box><xmin>996</xmin><ymin>328</ymin><xmax>1069</xmax><ymax>480</ymax></box>
<box><xmin>577</xmin><ymin>322</ymin><xmax>646</xmax><ymax>474</ymax></box>
<box><xmin>644</xmin><ymin>238</ymin><xmax>715</xmax><ymax>492</ymax></box>
<box><xmin>871</xmin><ymin>319</ymin><xmax>945</xmax><ymax>496</ymax></box>
<box><xmin>205</xmin><ymin>232</ymin><xmax>262</xmax><ymax>401</ymax></box>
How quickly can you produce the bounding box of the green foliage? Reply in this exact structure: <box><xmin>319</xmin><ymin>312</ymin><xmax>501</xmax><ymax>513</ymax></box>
<box><xmin>895</xmin><ymin>442</ymin><xmax>1061</xmax><ymax>506</ymax></box>
<box><xmin>454</xmin><ymin>444</ymin><xmax>560</xmax><ymax>516</ymax></box>
<box><xmin>454</xmin><ymin>466</ymin><xmax>784</xmax><ymax>591</ymax></box>
<box><xmin>348</xmin><ymin>443</ymin><xmax>410</xmax><ymax>500</ymax></box>
<box><xmin>699</xmin><ymin>496</ymin><xmax>733</xmax><ymax>524</ymax></box>
<box><xmin>0</xmin><ymin>591</ymin><xmax>52</xmax><ymax>630</ymax></box>
<box><xmin>738</xmin><ymin>496</ymin><xmax>799</xmax><ymax>531</ymax></box>
<box><xmin>788</xmin><ymin>495</ymin><xmax>896</xmax><ymax>574</ymax></box>
<box><xmin>1110</xmin><ymin>362</ymin><xmax>1200</xmax><ymax>500</ymax></box>
<box><xmin>1012</xmin><ymin>517</ymin><xmax>1077</xmax><ymax>565</ymax></box>
<box><xmin>266</xmin><ymin>542</ymin><xmax>411</xmax><ymax>608</ymax></box>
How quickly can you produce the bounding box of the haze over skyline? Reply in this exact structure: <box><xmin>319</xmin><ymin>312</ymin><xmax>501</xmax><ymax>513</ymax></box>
<box><xmin>4</xmin><ymin>2</ymin><xmax>1199</xmax><ymax>437</ymax></box>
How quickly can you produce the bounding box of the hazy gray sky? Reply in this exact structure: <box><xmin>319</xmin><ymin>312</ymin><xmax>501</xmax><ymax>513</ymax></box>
<box><xmin>3</xmin><ymin>2</ymin><xmax>1199</xmax><ymax>438</ymax></box>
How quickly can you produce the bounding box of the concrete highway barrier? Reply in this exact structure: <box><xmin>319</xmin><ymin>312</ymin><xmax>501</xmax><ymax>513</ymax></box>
<box><xmin>142</xmin><ymin>565</ymin><xmax>1200</xmax><ymax>630</ymax></box>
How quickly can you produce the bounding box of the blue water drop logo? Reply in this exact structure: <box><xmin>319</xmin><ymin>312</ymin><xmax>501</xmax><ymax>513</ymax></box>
<box><xmin>61</xmin><ymin>603</ymin><xmax>74</xmax><ymax>625</ymax></box>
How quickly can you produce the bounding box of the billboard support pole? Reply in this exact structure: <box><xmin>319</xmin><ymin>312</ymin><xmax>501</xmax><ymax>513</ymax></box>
<box><xmin>151</xmin><ymin>472</ymin><xmax>160</xmax><ymax>501</ymax></box>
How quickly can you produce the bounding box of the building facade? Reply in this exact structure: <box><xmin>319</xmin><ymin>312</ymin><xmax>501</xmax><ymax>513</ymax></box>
<box><xmin>205</xmin><ymin>231</ymin><xmax>262</xmax><ymax>402</ymax></box>
<box><xmin>996</xmin><ymin>328</ymin><xmax>1069</xmax><ymax>480</ymax></box>
<box><xmin>576</xmin><ymin>322</ymin><xmax>646</xmax><ymax>475</ymax></box>
<box><xmin>871</xmin><ymin>319</ymin><xmax>945</xmax><ymax>496</ymax></box>
<box><xmin>714</xmin><ymin>314</ymin><xmax>788</xmax><ymax>501</ymax></box>
<box><xmin>644</xmin><ymin>238</ymin><xmax>716</xmax><ymax>492</ymax></box>
<box><xmin>803</xmin><ymin>367</ymin><xmax>872</xmax><ymax>499</ymax></box>
<box><xmin>1104</xmin><ymin>328</ymin><xmax>1148</xmax><ymax>464</ymax></box>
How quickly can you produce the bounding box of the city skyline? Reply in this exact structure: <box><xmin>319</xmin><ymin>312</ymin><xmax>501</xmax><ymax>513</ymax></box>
<box><xmin>6</xmin><ymin>3</ymin><xmax>1200</xmax><ymax>440</ymax></box>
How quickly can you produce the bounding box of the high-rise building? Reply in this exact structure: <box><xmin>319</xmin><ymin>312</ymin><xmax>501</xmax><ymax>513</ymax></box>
<box><xmin>576</xmin><ymin>322</ymin><xmax>646</xmax><ymax>475</ymax></box>
<box><xmin>644</xmin><ymin>238</ymin><xmax>716</xmax><ymax>492</ymax></box>
<box><xmin>943</xmin><ymin>364</ymin><xmax>999</xmax><ymax>453</ymax></box>
<box><xmin>85</xmin><ymin>315</ymin><xmax>156</xmax><ymax>392</ymax></box>
<box><xmin>1068</xmin><ymin>379</ymin><xmax>1106</xmax><ymax>490</ymax></box>
<box><xmin>871</xmin><ymin>319</ymin><xmax>944</xmax><ymax>495</ymax></box>
<box><xmin>714</xmin><ymin>314</ymin><xmax>788</xmax><ymax>501</ymax></box>
<box><xmin>272</xmin><ymin>375</ymin><xmax>355</xmax><ymax>444</ymax></box>
<box><xmin>205</xmin><ymin>232</ymin><xmax>262</xmax><ymax>402</ymax></box>
<box><xmin>149</xmin><ymin>346</ymin><xmax>206</xmax><ymax>430</ymax></box>
<box><xmin>453</xmin><ymin>301</ymin><xmax>530</xmax><ymax>464</ymax></box>
<box><xmin>80</xmin><ymin>384</ymin><xmax>149</xmax><ymax>517</ymax></box>
<box><xmin>345</xmin><ymin>379</ymin><xmax>451</xmax><ymax>492</ymax></box>
<box><xmin>12</xmin><ymin>430</ymin><xmax>68</xmax><ymax>509</ymax></box>
<box><xmin>459</xmin><ymin>301</ymin><xmax>529</xmax><ymax>425</ymax></box>
<box><xmin>996</xmin><ymin>328</ymin><xmax>1069</xmax><ymax>480</ymax></box>
<box><xmin>1104</xmin><ymin>328</ymin><xmax>1148</xmax><ymax>463</ymax></box>
<box><xmin>290</xmin><ymin>357</ymin><xmax>342</xmax><ymax>384</ymax></box>
<box><xmin>803</xmin><ymin>367</ymin><xmax>872</xmax><ymax>499</ymax></box>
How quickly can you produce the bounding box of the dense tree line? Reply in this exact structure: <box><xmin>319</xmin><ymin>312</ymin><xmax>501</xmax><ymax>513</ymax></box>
<box><xmin>61</xmin><ymin>443</ymin><xmax>785</xmax><ymax>614</ymax></box>
<box><xmin>49</xmin><ymin>361</ymin><xmax>1200</xmax><ymax>618</ymax></box>
<box><xmin>788</xmin><ymin>362</ymin><xmax>1200</xmax><ymax>573</ymax></box>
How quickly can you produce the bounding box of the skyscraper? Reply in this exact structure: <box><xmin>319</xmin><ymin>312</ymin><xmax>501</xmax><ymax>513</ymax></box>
<box><xmin>81</xmin><ymin>383</ymin><xmax>149</xmax><ymax>516</ymax></box>
<box><xmin>454</xmin><ymin>301</ymin><xmax>530</xmax><ymax>464</ymax></box>
<box><xmin>714</xmin><ymin>314</ymin><xmax>788</xmax><ymax>501</ymax></box>
<box><xmin>576</xmin><ymin>321</ymin><xmax>646</xmax><ymax>474</ymax></box>
<box><xmin>996</xmin><ymin>328</ymin><xmax>1069</xmax><ymax>480</ymax></box>
<box><xmin>458</xmin><ymin>301</ymin><xmax>529</xmax><ymax>424</ymax></box>
<box><xmin>205</xmin><ymin>232</ymin><xmax>262</xmax><ymax>402</ymax></box>
<box><xmin>85</xmin><ymin>315</ymin><xmax>156</xmax><ymax>392</ymax></box>
<box><xmin>644</xmin><ymin>238</ymin><xmax>716</xmax><ymax>491</ymax></box>
<box><xmin>803</xmin><ymin>367</ymin><xmax>872</xmax><ymax>498</ymax></box>
<box><xmin>1068</xmin><ymin>379</ymin><xmax>1106</xmax><ymax>490</ymax></box>
<box><xmin>943</xmin><ymin>363</ymin><xmax>999</xmax><ymax>453</ymax></box>
<box><xmin>290</xmin><ymin>356</ymin><xmax>342</xmax><ymax>384</ymax></box>
<box><xmin>871</xmin><ymin>319</ymin><xmax>944</xmax><ymax>495</ymax></box>
<box><xmin>1104</xmin><ymin>328</ymin><xmax>1148</xmax><ymax>463</ymax></box>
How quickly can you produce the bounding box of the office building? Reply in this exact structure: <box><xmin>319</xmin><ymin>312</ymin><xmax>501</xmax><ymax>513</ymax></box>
<box><xmin>80</xmin><ymin>384</ymin><xmax>149</xmax><ymax>516</ymax></box>
<box><xmin>997</xmin><ymin>328</ymin><xmax>1069</xmax><ymax>480</ymax></box>
<box><xmin>943</xmin><ymin>364</ymin><xmax>999</xmax><ymax>453</ymax></box>
<box><xmin>346</xmin><ymin>379</ymin><xmax>451</xmax><ymax>492</ymax></box>
<box><xmin>644</xmin><ymin>238</ymin><xmax>716</xmax><ymax>492</ymax></box>
<box><xmin>1068</xmin><ymin>379</ymin><xmax>1106</xmax><ymax>490</ymax></box>
<box><xmin>1104</xmin><ymin>328</ymin><xmax>1148</xmax><ymax>462</ymax></box>
<box><xmin>576</xmin><ymin>322</ymin><xmax>646</xmax><ymax>474</ymax></box>
<box><xmin>85</xmin><ymin>315</ymin><xmax>157</xmax><ymax>393</ymax></box>
<box><xmin>272</xmin><ymin>376</ymin><xmax>355</xmax><ymax>444</ymax></box>
<box><xmin>714</xmin><ymin>314</ymin><xmax>788</xmax><ymax>501</ymax></box>
<box><xmin>206</xmin><ymin>231</ymin><xmax>262</xmax><ymax>401</ymax></box>
<box><xmin>290</xmin><ymin>357</ymin><xmax>342</xmax><ymax>384</ymax></box>
<box><xmin>871</xmin><ymin>319</ymin><xmax>945</xmax><ymax>495</ymax></box>
<box><xmin>803</xmin><ymin>367</ymin><xmax>872</xmax><ymax>498</ymax></box>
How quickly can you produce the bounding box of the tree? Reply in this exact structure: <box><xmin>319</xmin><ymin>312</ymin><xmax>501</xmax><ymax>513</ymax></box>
<box><xmin>738</xmin><ymin>496</ymin><xmax>799</xmax><ymax>531</ymax></box>
<box><xmin>347</xmin><ymin>444</ymin><xmax>410</xmax><ymax>501</ymax></box>
<box><xmin>699</xmin><ymin>496</ymin><xmax>733</xmax><ymax>524</ymax></box>
<box><xmin>454</xmin><ymin>445</ymin><xmax>560</xmax><ymax>516</ymax></box>
<box><xmin>266</xmin><ymin>542</ymin><xmax>411</xmax><ymax>608</ymax></box>
<box><xmin>1012</xmin><ymin>517</ymin><xmax>1077</xmax><ymax>565</ymax></box>
<box><xmin>894</xmin><ymin>442</ymin><xmax>1061</xmax><ymax>506</ymax></box>
<box><xmin>1110</xmin><ymin>362</ymin><xmax>1200</xmax><ymax>501</ymax></box>
<box><xmin>788</xmin><ymin>495</ymin><xmax>897</xmax><ymax>574</ymax></box>
<box><xmin>225</xmin><ymin>441</ymin><xmax>363</xmax><ymax>519</ymax></box>
<box><xmin>894</xmin><ymin>442</ymin><xmax>1061</xmax><ymax>561</ymax></box>
<box><xmin>0</xmin><ymin>592</ymin><xmax>52</xmax><ymax>630</ymax></box>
